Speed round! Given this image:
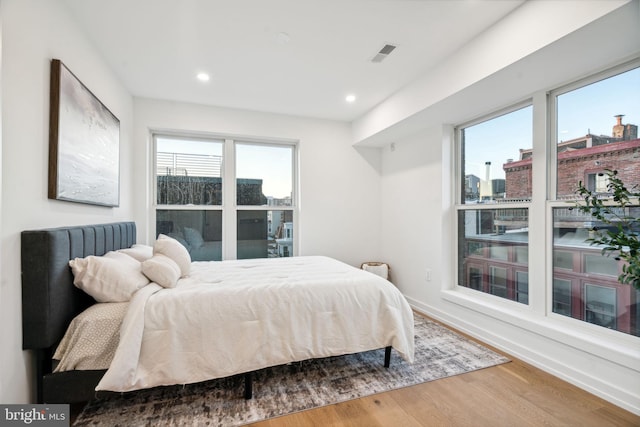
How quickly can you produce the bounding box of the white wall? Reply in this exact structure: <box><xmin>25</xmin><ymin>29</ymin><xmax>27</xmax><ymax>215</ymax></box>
<box><xmin>133</xmin><ymin>98</ymin><xmax>383</xmax><ymax>266</ymax></box>
<box><xmin>0</xmin><ymin>0</ymin><xmax>135</xmax><ymax>403</ymax></box>
<box><xmin>379</xmin><ymin>127</ymin><xmax>443</xmax><ymax>295</ymax></box>
<box><xmin>378</xmin><ymin>1</ymin><xmax>640</xmax><ymax>415</ymax></box>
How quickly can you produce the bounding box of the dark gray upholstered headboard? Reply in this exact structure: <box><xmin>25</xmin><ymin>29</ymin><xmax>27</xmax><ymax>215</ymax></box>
<box><xmin>21</xmin><ymin>222</ymin><xmax>136</xmax><ymax>350</ymax></box>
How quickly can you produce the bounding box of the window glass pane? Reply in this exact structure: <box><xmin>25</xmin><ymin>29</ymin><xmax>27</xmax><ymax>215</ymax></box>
<box><xmin>156</xmin><ymin>209</ymin><xmax>222</xmax><ymax>261</ymax></box>
<box><xmin>489</xmin><ymin>266</ymin><xmax>508</xmax><ymax>298</ymax></box>
<box><xmin>458</xmin><ymin>208</ymin><xmax>528</xmax><ymax>304</ymax></box>
<box><xmin>238</xmin><ymin>210</ymin><xmax>293</xmax><ymax>259</ymax></box>
<box><xmin>584</xmin><ymin>254</ymin><xmax>618</xmax><ymax>277</ymax></box>
<box><xmin>516</xmin><ymin>271</ymin><xmax>529</xmax><ymax>304</ymax></box>
<box><xmin>585</xmin><ymin>284</ymin><xmax>616</xmax><ymax>329</ymax></box>
<box><xmin>553</xmin><ymin>279</ymin><xmax>572</xmax><ymax>317</ymax></box>
<box><xmin>556</xmin><ymin>67</ymin><xmax>640</xmax><ymax>199</ymax></box>
<box><xmin>515</xmin><ymin>246</ymin><xmax>528</xmax><ymax>264</ymax></box>
<box><xmin>156</xmin><ymin>137</ymin><xmax>223</xmax><ymax>205</ymax></box>
<box><xmin>489</xmin><ymin>245</ymin><xmax>508</xmax><ymax>260</ymax></box>
<box><xmin>553</xmin><ymin>250</ymin><xmax>574</xmax><ymax>270</ymax></box>
<box><xmin>468</xmin><ymin>266</ymin><xmax>483</xmax><ymax>290</ymax></box>
<box><xmin>236</xmin><ymin>143</ymin><xmax>293</xmax><ymax>206</ymax></box>
<box><xmin>461</xmin><ymin>106</ymin><xmax>532</xmax><ymax>204</ymax></box>
<box><xmin>553</xmin><ymin>207</ymin><xmax>638</xmax><ymax>336</ymax></box>
<box><xmin>467</xmin><ymin>241</ymin><xmax>484</xmax><ymax>257</ymax></box>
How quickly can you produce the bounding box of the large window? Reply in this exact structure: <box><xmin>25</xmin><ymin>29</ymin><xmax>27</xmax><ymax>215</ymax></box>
<box><xmin>457</xmin><ymin>106</ymin><xmax>532</xmax><ymax>304</ymax></box>
<box><xmin>550</xmin><ymin>65</ymin><xmax>639</xmax><ymax>336</ymax></box>
<box><xmin>235</xmin><ymin>143</ymin><xmax>294</xmax><ymax>259</ymax></box>
<box><xmin>155</xmin><ymin>136</ymin><xmax>224</xmax><ymax>260</ymax></box>
<box><xmin>456</xmin><ymin>61</ymin><xmax>639</xmax><ymax>337</ymax></box>
<box><xmin>552</xmin><ymin>206</ymin><xmax>639</xmax><ymax>335</ymax></box>
<box><xmin>154</xmin><ymin>135</ymin><xmax>297</xmax><ymax>261</ymax></box>
<box><xmin>554</xmin><ymin>66</ymin><xmax>640</xmax><ymax>200</ymax></box>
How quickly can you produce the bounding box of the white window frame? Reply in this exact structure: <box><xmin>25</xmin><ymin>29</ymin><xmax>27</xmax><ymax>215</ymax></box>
<box><xmin>231</xmin><ymin>139</ymin><xmax>298</xmax><ymax>260</ymax></box>
<box><xmin>151</xmin><ymin>131</ymin><xmax>299</xmax><ymax>260</ymax></box>
<box><xmin>453</xmin><ymin>101</ymin><xmax>533</xmax><ymax>308</ymax></box>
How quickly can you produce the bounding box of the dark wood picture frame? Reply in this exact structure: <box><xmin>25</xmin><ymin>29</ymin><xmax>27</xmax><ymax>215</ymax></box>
<box><xmin>48</xmin><ymin>59</ymin><xmax>120</xmax><ymax>207</ymax></box>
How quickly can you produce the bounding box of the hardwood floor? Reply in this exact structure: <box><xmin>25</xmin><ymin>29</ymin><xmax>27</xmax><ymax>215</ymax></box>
<box><xmin>247</xmin><ymin>317</ymin><xmax>640</xmax><ymax>427</ymax></box>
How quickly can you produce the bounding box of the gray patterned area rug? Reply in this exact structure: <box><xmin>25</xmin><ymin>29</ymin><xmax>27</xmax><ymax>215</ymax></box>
<box><xmin>73</xmin><ymin>315</ymin><xmax>509</xmax><ymax>426</ymax></box>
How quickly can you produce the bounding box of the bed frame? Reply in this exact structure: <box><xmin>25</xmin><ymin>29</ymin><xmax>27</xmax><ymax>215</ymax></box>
<box><xmin>21</xmin><ymin>221</ymin><xmax>392</xmax><ymax>404</ymax></box>
<box><xmin>21</xmin><ymin>222</ymin><xmax>136</xmax><ymax>403</ymax></box>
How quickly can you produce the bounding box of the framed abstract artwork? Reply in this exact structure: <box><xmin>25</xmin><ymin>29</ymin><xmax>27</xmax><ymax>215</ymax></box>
<box><xmin>48</xmin><ymin>59</ymin><xmax>120</xmax><ymax>207</ymax></box>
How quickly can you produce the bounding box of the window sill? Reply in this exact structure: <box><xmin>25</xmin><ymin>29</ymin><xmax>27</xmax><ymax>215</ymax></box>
<box><xmin>441</xmin><ymin>288</ymin><xmax>640</xmax><ymax>370</ymax></box>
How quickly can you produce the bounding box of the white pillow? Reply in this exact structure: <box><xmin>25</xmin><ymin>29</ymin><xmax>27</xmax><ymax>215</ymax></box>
<box><xmin>69</xmin><ymin>251</ymin><xmax>150</xmax><ymax>302</ymax></box>
<box><xmin>141</xmin><ymin>254</ymin><xmax>181</xmax><ymax>288</ymax></box>
<box><xmin>117</xmin><ymin>244</ymin><xmax>153</xmax><ymax>262</ymax></box>
<box><xmin>154</xmin><ymin>234</ymin><xmax>191</xmax><ymax>277</ymax></box>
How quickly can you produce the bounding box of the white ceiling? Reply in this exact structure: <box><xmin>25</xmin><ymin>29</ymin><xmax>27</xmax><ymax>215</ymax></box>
<box><xmin>63</xmin><ymin>0</ymin><xmax>525</xmax><ymax>122</ymax></box>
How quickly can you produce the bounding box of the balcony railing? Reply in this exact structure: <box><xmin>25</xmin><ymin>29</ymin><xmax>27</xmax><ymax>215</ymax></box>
<box><xmin>157</xmin><ymin>152</ymin><xmax>222</xmax><ymax>178</ymax></box>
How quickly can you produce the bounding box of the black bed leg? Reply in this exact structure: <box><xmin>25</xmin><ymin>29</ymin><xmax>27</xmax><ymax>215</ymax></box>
<box><xmin>384</xmin><ymin>346</ymin><xmax>392</xmax><ymax>368</ymax></box>
<box><xmin>244</xmin><ymin>372</ymin><xmax>253</xmax><ymax>399</ymax></box>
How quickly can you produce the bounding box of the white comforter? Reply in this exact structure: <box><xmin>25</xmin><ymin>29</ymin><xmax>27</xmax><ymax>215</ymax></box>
<box><xmin>97</xmin><ymin>256</ymin><xmax>415</xmax><ymax>392</ymax></box>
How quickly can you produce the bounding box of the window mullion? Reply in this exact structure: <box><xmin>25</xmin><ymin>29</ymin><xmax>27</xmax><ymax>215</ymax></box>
<box><xmin>528</xmin><ymin>92</ymin><xmax>548</xmax><ymax>314</ymax></box>
<box><xmin>223</xmin><ymin>138</ymin><xmax>237</xmax><ymax>260</ymax></box>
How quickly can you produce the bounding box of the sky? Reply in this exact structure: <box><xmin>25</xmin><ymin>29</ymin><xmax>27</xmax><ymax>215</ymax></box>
<box><xmin>464</xmin><ymin>66</ymin><xmax>640</xmax><ymax>180</ymax></box>
<box><xmin>235</xmin><ymin>143</ymin><xmax>293</xmax><ymax>199</ymax></box>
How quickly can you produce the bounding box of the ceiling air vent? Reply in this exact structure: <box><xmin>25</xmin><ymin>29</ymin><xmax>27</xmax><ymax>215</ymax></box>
<box><xmin>371</xmin><ymin>44</ymin><xmax>397</xmax><ymax>63</ymax></box>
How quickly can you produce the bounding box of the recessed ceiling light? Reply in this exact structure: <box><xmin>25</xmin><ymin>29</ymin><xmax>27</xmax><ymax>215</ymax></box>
<box><xmin>345</xmin><ymin>94</ymin><xmax>356</xmax><ymax>103</ymax></box>
<box><xmin>196</xmin><ymin>72</ymin><xmax>210</xmax><ymax>82</ymax></box>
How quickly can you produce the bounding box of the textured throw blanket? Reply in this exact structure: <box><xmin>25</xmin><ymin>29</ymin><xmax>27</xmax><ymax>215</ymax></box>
<box><xmin>97</xmin><ymin>256</ymin><xmax>415</xmax><ymax>392</ymax></box>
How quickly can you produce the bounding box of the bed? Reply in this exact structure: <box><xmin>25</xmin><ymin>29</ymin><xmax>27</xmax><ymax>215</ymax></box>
<box><xmin>21</xmin><ymin>222</ymin><xmax>415</xmax><ymax>404</ymax></box>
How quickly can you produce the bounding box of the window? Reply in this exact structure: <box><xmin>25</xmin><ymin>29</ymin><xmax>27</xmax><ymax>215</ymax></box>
<box><xmin>489</xmin><ymin>266</ymin><xmax>508</xmax><ymax>298</ymax></box>
<box><xmin>237</xmin><ymin>209</ymin><xmax>293</xmax><ymax>259</ymax></box>
<box><xmin>584</xmin><ymin>284</ymin><xmax>617</xmax><ymax>329</ymax></box>
<box><xmin>516</xmin><ymin>271</ymin><xmax>529</xmax><ymax>304</ymax></box>
<box><xmin>457</xmin><ymin>105</ymin><xmax>532</xmax><ymax>304</ymax></box>
<box><xmin>553</xmin><ymin>279</ymin><xmax>572</xmax><ymax>317</ymax></box>
<box><xmin>584</xmin><ymin>253</ymin><xmax>619</xmax><ymax>277</ymax></box>
<box><xmin>468</xmin><ymin>266</ymin><xmax>483</xmax><ymax>291</ymax></box>
<box><xmin>555</xmin><ymin>66</ymin><xmax>640</xmax><ymax>200</ymax></box>
<box><xmin>552</xmin><ymin>206</ymin><xmax>638</xmax><ymax>335</ymax></box>
<box><xmin>515</xmin><ymin>246</ymin><xmax>528</xmax><ymax>264</ymax></box>
<box><xmin>154</xmin><ymin>134</ymin><xmax>297</xmax><ymax>261</ymax></box>
<box><xmin>460</xmin><ymin>106</ymin><xmax>533</xmax><ymax>204</ymax></box>
<box><xmin>236</xmin><ymin>143</ymin><xmax>293</xmax><ymax>206</ymax></box>
<box><xmin>489</xmin><ymin>245</ymin><xmax>508</xmax><ymax>261</ymax></box>
<box><xmin>586</xmin><ymin>172</ymin><xmax>610</xmax><ymax>193</ymax></box>
<box><xmin>551</xmin><ymin>64</ymin><xmax>639</xmax><ymax>336</ymax></box>
<box><xmin>553</xmin><ymin>249</ymin><xmax>574</xmax><ymax>270</ymax></box>
<box><xmin>235</xmin><ymin>142</ymin><xmax>295</xmax><ymax>258</ymax></box>
<box><xmin>456</xmin><ymin>61</ymin><xmax>639</xmax><ymax>336</ymax></box>
<box><xmin>155</xmin><ymin>136</ymin><xmax>224</xmax><ymax>260</ymax></box>
<box><xmin>458</xmin><ymin>209</ymin><xmax>529</xmax><ymax>303</ymax></box>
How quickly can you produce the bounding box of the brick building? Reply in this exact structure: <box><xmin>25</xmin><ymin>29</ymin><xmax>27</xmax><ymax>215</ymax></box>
<box><xmin>504</xmin><ymin>116</ymin><xmax>639</xmax><ymax>200</ymax></box>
